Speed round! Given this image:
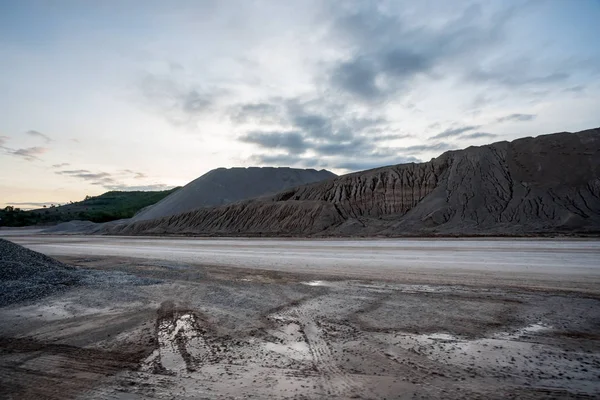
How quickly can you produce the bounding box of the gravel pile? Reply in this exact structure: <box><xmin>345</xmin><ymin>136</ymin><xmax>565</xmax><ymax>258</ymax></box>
<box><xmin>0</xmin><ymin>239</ymin><xmax>81</xmax><ymax>306</ymax></box>
<box><xmin>1</xmin><ymin>239</ymin><xmax>159</xmax><ymax>307</ymax></box>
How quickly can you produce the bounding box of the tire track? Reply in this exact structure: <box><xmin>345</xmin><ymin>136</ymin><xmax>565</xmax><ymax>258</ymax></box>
<box><xmin>269</xmin><ymin>302</ymin><xmax>365</xmax><ymax>397</ymax></box>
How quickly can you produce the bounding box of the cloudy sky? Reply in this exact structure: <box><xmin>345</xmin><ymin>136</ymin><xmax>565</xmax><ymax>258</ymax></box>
<box><xmin>1</xmin><ymin>0</ymin><xmax>599</xmax><ymax>208</ymax></box>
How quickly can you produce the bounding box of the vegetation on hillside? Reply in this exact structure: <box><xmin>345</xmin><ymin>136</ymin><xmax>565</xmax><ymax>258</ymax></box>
<box><xmin>0</xmin><ymin>188</ymin><xmax>179</xmax><ymax>227</ymax></box>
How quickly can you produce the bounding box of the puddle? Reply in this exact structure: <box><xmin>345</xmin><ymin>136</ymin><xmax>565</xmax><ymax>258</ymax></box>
<box><xmin>143</xmin><ymin>312</ymin><xmax>210</xmax><ymax>374</ymax></box>
<box><xmin>303</xmin><ymin>280</ymin><xmax>328</xmax><ymax>286</ymax></box>
<box><xmin>495</xmin><ymin>322</ymin><xmax>552</xmax><ymax>340</ymax></box>
<box><xmin>426</xmin><ymin>333</ymin><xmax>458</xmax><ymax>341</ymax></box>
<box><xmin>264</xmin><ymin>322</ymin><xmax>311</xmax><ymax>361</ymax></box>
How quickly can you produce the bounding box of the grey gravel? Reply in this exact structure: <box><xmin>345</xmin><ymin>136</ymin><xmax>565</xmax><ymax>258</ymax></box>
<box><xmin>0</xmin><ymin>238</ymin><xmax>156</xmax><ymax>307</ymax></box>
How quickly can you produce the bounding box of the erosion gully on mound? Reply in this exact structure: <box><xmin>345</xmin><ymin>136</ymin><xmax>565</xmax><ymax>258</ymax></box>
<box><xmin>1</xmin><ymin>241</ymin><xmax>599</xmax><ymax>399</ymax></box>
<box><xmin>100</xmin><ymin>128</ymin><xmax>600</xmax><ymax>237</ymax></box>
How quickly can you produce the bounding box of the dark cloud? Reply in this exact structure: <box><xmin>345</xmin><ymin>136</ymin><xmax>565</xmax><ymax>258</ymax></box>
<box><xmin>382</xmin><ymin>48</ymin><xmax>434</xmax><ymax>79</ymax></box>
<box><xmin>325</xmin><ymin>2</ymin><xmax>520</xmax><ymax>101</ymax></box>
<box><xmin>52</xmin><ymin>163</ymin><xmax>70</xmax><ymax>168</ymax></box>
<box><xmin>58</xmin><ymin>171</ymin><xmax>113</xmax><ymax>181</ymax></box>
<box><xmin>460</xmin><ymin>132</ymin><xmax>498</xmax><ymax>139</ymax></box>
<box><xmin>430</xmin><ymin>125</ymin><xmax>481</xmax><ymax>139</ymax></box>
<box><xmin>496</xmin><ymin>113</ymin><xmax>536</xmax><ymax>123</ymax></box>
<box><xmin>26</xmin><ymin>130</ymin><xmax>52</xmax><ymax>143</ymax></box>
<box><xmin>234</xmin><ymin>96</ymin><xmax>424</xmax><ymax>171</ymax></box>
<box><xmin>330</xmin><ymin>57</ymin><xmax>381</xmax><ymax>100</ymax></box>
<box><xmin>240</xmin><ymin>131</ymin><xmax>309</xmax><ymax>153</ymax></box>
<box><xmin>56</xmin><ymin>169</ymin><xmax>161</xmax><ymax>190</ymax></box>
<box><xmin>10</xmin><ymin>147</ymin><xmax>48</xmax><ymax>161</ymax></box>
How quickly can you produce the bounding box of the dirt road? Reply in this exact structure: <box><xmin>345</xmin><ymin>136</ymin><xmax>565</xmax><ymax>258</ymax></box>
<box><xmin>6</xmin><ymin>235</ymin><xmax>600</xmax><ymax>287</ymax></box>
<box><xmin>1</xmin><ymin>234</ymin><xmax>599</xmax><ymax>399</ymax></box>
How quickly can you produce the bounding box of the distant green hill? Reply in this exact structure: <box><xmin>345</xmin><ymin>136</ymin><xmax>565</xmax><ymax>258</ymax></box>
<box><xmin>0</xmin><ymin>188</ymin><xmax>180</xmax><ymax>227</ymax></box>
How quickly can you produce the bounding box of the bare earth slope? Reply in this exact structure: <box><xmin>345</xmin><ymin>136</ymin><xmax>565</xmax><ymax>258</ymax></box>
<box><xmin>131</xmin><ymin>167</ymin><xmax>336</xmax><ymax>222</ymax></box>
<box><xmin>112</xmin><ymin>128</ymin><xmax>600</xmax><ymax>236</ymax></box>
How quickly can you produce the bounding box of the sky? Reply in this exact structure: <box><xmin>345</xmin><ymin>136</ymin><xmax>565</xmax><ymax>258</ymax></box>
<box><xmin>1</xmin><ymin>0</ymin><xmax>600</xmax><ymax>208</ymax></box>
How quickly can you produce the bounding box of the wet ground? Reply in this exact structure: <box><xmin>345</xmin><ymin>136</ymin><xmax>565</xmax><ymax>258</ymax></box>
<box><xmin>1</xmin><ymin>236</ymin><xmax>599</xmax><ymax>398</ymax></box>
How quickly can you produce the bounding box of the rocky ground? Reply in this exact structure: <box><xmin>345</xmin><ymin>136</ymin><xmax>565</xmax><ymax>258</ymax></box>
<box><xmin>1</xmin><ymin>244</ymin><xmax>599</xmax><ymax>399</ymax></box>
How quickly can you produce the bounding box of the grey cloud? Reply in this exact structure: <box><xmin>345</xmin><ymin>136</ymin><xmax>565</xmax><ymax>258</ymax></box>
<box><xmin>326</xmin><ymin>2</ymin><xmax>519</xmax><ymax>101</ymax></box>
<box><xmin>52</xmin><ymin>163</ymin><xmax>70</xmax><ymax>168</ymax></box>
<box><xmin>236</xmin><ymin>96</ymin><xmax>421</xmax><ymax>170</ymax></box>
<box><xmin>430</xmin><ymin>125</ymin><xmax>481</xmax><ymax>139</ymax></box>
<box><xmin>59</xmin><ymin>171</ymin><xmax>113</xmax><ymax>181</ymax></box>
<box><xmin>26</xmin><ymin>130</ymin><xmax>52</xmax><ymax>143</ymax></box>
<box><xmin>230</xmin><ymin>102</ymin><xmax>283</xmax><ymax>124</ymax></box>
<box><xmin>330</xmin><ymin>57</ymin><xmax>381</xmax><ymax>100</ymax></box>
<box><xmin>563</xmin><ymin>85</ymin><xmax>585</xmax><ymax>93</ymax></box>
<box><xmin>497</xmin><ymin>113</ymin><xmax>536</xmax><ymax>123</ymax></box>
<box><xmin>56</xmin><ymin>170</ymin><xmax>115</xmax><ymax>187</ymax></box>
<box><xmin>460</xmin><ymin>132</ymin><xmax>498</xmax><ymax>139</ymax></box>
<box><xmin>291</xmin><ymin>114</ymin><xmax>332</xmax><ymax>138</ymax></box>
<box><xmin>119</xmin><ymin>169</ymin><xmax>147</xmax><ymax>180</ymax></box>
<box><xmin>315</xmin><ymin>139</ymin><xmax>368</xmax><ymax>157</ymax></box>
<box><xmin>240</xmin><ymin>131</ymin><xmax>309</xmax><ymax>153</ymax></box>
<box><xmin>382</xmin><ymin>48</ymin><xmax>434</xmax><ymax>79</ymax></box>
<box><xmin>373</xmin><ymin>133</ymin><xmax>412</xmax><ymax>141</ymax></box>
<box><xmin>56</xmin><ymin>169</ymin><xmax>91</xmax><ymax>175</ymax></box>
<box><xmin>90</xmin><ymin>178</ymin><xmax>116</xmax><ymax>186</ymax></box>
<box><xmin>139</xmin><ymin>74</ymin><xmax>226</xmax><ymax>126</ymax></box>
<box><xmin>326</xmin><ymin>1</ymin><xmax>583</xmax><ymax>105</ymax></box>
<box><xmin>10</xmin><ymin>147</ymin><xmax>48</xmax><ymax>161</ymax></box>
<box><xmin>468</xmin><ymin>69</ymin><xmax>569</xmax><ymax>88</ymax></box>
<box><xmin>181</xmin><ymin>90</ymin><xmax>211</xmax><ymax>113</ymax></box>
<box><xmin>57</xmin><ymin>168</ymin><xmax>164</xmax><ymax>190</ymax></box>
<box><xmin>251</xmin><ymin>150</ymin><xmax>423</xmax><ymax>172</ymax></box>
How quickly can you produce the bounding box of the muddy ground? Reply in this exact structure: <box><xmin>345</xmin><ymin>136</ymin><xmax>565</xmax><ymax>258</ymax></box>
<box><xmin>1</xmin><ymin>250</ymin><xmax>599</xmax><ymax>400</ymax></box>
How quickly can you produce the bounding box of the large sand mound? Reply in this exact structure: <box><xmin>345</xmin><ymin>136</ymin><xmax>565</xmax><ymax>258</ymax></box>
<box><xmin>111</xmin><ymin>128</ymin><xmax>600</xmax><ymax>236</ymax></box>
<box><xmin>131</xmin><ymin>167</ymin><xmax>336</xmax><ymax>222</ymax></box>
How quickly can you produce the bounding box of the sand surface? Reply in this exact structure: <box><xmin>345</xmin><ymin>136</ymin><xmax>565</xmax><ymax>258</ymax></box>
<box><xmin>1</xmin><ymin>234</ymin><xmax>599</xmax><ymax>399</ymax></box>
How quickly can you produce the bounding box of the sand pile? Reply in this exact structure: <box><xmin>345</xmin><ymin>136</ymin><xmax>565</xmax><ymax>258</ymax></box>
<box><xmin>131</xmin><ymin>167</ymin><xmax>336</xmax><ymax>222</ymax></box>
<box><xmin>111</xmin><ymin>128</ymin><xmax>600</xmax><ymax>236</ymax></box>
